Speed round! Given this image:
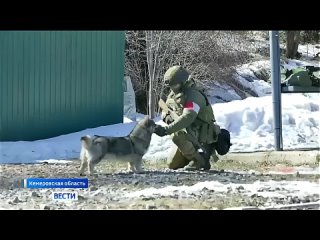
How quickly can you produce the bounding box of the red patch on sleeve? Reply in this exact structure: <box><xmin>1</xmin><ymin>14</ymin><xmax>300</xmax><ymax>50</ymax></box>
<box><xmin>184</xmin><ymin>101</ymin><xmax>193</xmax><ymax>109</ymax></box>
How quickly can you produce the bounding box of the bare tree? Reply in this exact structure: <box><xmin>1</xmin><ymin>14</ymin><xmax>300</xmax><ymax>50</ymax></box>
<box><xmin>286</xmin><ymin>31</ymin><xmax>301</xmax><ymax>59</ymax></box>
<box><xmin>145</xmin><ymin>31</ymin><xmax>164</xmax><ymax>119</ymax></box>
<box><xmin>125</xmin><ymin>31</ymin><xmax>252</xmax><ymax>115</ymax></box>
<box><xmin>145</xmin><ymin>31</ymin><xmax>179</xmax><ymax>118</ymax></box>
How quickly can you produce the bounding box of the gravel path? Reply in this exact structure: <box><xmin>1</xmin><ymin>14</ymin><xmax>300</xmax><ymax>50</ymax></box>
<box><xmin>0</xmin><ymin>160</ymin><xmax>319</xmax><ymax>210</ymax></box>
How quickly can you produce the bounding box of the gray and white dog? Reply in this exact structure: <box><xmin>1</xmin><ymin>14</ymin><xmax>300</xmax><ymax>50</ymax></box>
<box><xmin>79</xmin><ymin>116</ymin><xmax>156</xmax><ymax>176</ymax></box>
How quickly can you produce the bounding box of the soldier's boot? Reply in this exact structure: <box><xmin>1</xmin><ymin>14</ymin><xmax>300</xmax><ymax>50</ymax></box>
<box><xmin>185</xmin><ymin>144</ymin><xmax>214</xmax><ymax>171</ymax></box>
<box><xmin>184</xmin><ymin>160</ymin><xmax>197</xmax><ymax>170</ymax></box>
<box><xmin>201</xmin><ymin>143</ymin><xmax>216</xmax><ymax>171</ymax></box>
<box><xmin>201</xmin><ymin>153</ymin><xmax>211</xmax><ymax>171</ymax></box>
<box><xmin>167</xmin><ymin>148</ymin><xmax>204</xmax><ymax>171</ymax></box>
<box><xmin>211</xmin><ymin>150</ymin><xmax>219</xmax><ymax>163</ymax></box>
<box><xmin>183</xmin><ymin>151</ymin><xmax>206</xmax><ymax>171</ymax></box>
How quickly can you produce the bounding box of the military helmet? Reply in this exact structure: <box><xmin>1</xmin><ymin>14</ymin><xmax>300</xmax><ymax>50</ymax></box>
<box><xmin>164</xmin><ymin>66</ymin><xmax>189</xmax><ymax>86</ymax></box>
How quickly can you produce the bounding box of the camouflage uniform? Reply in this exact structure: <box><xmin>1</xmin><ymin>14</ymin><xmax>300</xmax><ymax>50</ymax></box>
<box><xmin>157</xmin><ymin>66</ymin><xmax>220</xmax><ymax>170</ymax></box>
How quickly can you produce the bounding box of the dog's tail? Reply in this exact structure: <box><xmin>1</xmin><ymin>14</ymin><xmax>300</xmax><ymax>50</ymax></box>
<box><xmin>80</xmin><ymin>135</ymin><xmax>92</xmax><ymax>150</ymax></box>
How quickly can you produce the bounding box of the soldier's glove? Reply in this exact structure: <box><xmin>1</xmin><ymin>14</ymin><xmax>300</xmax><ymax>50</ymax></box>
<box><xmin>154</xmin><ymin>125</ymin><xmax>167</xmax><ymax>137</ymax></box>
<box><xmin>163</xmin><ymin>113</ymin><xmax>174</xmax><ymax>124</ymax></box>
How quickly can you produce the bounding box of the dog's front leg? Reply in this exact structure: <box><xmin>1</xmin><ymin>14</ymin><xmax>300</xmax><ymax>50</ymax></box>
<box><xmin>127</xmin><ymin>162</ymin><xmax>135</xmax><ymax>172</ymax></box>
<box><xmin>79</xmin><ymin>163</ymin><xmax>86</xmax><ymax>176</ymax></box>
<box><xmin>79</xmin><ymin>151</ymin><xmax>87</xmax><ymax>176</ymax></box>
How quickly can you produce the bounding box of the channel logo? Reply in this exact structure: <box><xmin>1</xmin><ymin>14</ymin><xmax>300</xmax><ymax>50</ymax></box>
<box><xmin>24</xmin><ymin>178</ymin><xmax>88</xmax><ymax>189</ymax></box>
<box><xmin>52</xmin><ymin>192</ymin><xmax>78</xmax><ymax>201</ymax></box>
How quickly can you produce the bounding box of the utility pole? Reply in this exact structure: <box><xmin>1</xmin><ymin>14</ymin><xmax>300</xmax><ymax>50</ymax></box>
<box><xmin>270</xmin><ymin>31</ymin><xmax>283</xmax><ymax>151</ymax></box>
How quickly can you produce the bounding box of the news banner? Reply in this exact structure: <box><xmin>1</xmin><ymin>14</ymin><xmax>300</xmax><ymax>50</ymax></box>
<box><xmin>24</xmin><ymin>178</ymin><xmax>89</xmax><ymax>201</ymax></box>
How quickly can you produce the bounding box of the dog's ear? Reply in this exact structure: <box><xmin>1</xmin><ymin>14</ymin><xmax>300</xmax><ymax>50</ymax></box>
<box><xmin>145</xmin><ymin>115</ymin><xmax>155</xmax><ymax>125</ymax></box>
<box><xmin>139</xmin><ymin>117</ymin><xmax>146</xmax><ymax>127</ymax></box>
<box><xmin>81</xmin><ymin>135</ymin><xmax>92</xmax><ymax>149</ymax></box>
<box><xmin>139</xmin><ymin>115</ymin><xmax>148</xmax><ymax>126</ymax></box>
<box><xmin>81</xmin><ymin>135</ymin><xmax>90</xmax><ymax>141</ymax></box>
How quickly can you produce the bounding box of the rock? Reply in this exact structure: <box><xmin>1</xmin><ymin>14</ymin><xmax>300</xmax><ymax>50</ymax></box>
<box><xmin>78</xmin><ymin>195</ymin><xmax>86</xmax><ymax>201</ymax></box>
<box><xmin>31</xmin><ymin>191</ymin><xmax>40</xmax><ymax>197</ymax></box>
<box><xmin>292</xmin><ymin>197</ymin><xmax>300</xmax><ymax>204</ymax></box>
<box><xmin>90</xmin><ymin>186</ymin><xmax>98</xmax><ymax>191</ymax></box>
<box><xmin>220</xmin><ymin>178</ymin><xmax>229</xmax><ymax>183</ymax></box>
<box><xmin>40</xmin><ymin>204</ymin><xmax>51</xmax><ymax>210</ymax></box>
<box><xmin>311</xmin><ymin>195</ymin><xmax>319</xmax><ymax>202</ymax></box>
<box><xmin>44</xmin><ymin>190</ymin><xmax>52</xmax><ymax>196</ymax></box>
<box><xmin>142</xmin><ymin>197</ymin><xmax>155</xmax><ymax>201</ymax></box>
<box><xmin>172</xmin><ymin>194</ymin><xmax>179</xmax><ymax>199</ymax></box>
<box><xmin>132</xmin><ymin>180</ymin><xmax>139</xmax><ymax>185</ymax></box>
<box><xmin>12</xmin><ymin>197</ymin><xmax>20</xmax><ymax>203</ymax></box>
<box><xmin>146</xmin><ymin>204</ymin><xmax>157</xmax><ymax>210</ymax></box>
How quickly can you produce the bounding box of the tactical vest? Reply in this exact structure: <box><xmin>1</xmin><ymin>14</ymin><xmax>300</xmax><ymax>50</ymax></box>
<box><xmin>165</xmin><ymin>84</ymin><xmax>218</xmax><ymax>144</ymax></box>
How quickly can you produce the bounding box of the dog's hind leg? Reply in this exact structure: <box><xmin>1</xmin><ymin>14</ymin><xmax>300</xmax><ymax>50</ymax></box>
<box><xmin>88</xmin><ymin>157</ymin><xmax>98</xmax><ymax>176</ymax></box>
<box><xmin>134</xmin><ymin>157</ymin><xmax>144</xmax><ymax>173</ymax></box>
<box><xmin>129</xmin><ymin>157</ymin><xmax>144</xmax><ymax>174</ymax></box>
<box><xmin>88</xmin><ymin>161</ymin><xmax>94</xmax><ymax>176</ymax></box>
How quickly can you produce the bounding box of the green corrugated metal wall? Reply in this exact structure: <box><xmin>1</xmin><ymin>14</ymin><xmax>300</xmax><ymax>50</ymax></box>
<box><xmin>0</xmin><ymin>31</ymin><xmax>125</xmax><ymax>141</ymax></box>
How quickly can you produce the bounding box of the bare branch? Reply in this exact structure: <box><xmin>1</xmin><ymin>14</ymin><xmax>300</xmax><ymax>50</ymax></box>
<box><xmin>125</xmin><ymin>31</ymin><xmax>256</xmax><ymax>114</ymax></box>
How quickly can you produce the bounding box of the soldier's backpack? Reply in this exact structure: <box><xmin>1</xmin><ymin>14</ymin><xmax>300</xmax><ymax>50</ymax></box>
<box><xmin>215</xmin><ymin>129</ymin><xmax>232</xmax><ymax>156</ymax></box>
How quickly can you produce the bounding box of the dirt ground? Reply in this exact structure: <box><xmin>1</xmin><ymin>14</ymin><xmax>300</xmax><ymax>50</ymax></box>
<box><xmin>0</xmin><ymin>159</ymin><xmax>319</xmax><ymax>210</ymax></box>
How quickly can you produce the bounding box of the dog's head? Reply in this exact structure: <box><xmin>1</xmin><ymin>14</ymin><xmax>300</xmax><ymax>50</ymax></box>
<box><xmin>80</xmin><ymin>135</ymin><xmax>94</xmax><ymax>149</ymax></box>
<box><xmin>139</xmin><ymin>116</ymin><xmax>157</xmax><ymax>133</ymax></box>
